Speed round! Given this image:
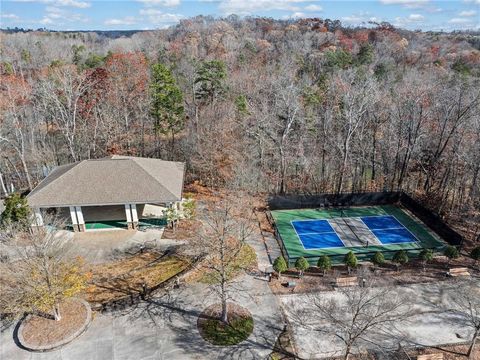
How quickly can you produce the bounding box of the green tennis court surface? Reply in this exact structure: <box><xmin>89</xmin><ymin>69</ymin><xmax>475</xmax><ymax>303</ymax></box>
<box><xmin>271</xmin><ymin>205</ymin><xmax>446</xmax><ymax>265</ymax></box>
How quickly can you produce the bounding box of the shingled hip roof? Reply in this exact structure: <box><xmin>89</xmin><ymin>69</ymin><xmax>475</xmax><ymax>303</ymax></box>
<box><xmin>27</xmin><ymin>156</ymin><xmax>185</xmax><ymax>207</ymax></box>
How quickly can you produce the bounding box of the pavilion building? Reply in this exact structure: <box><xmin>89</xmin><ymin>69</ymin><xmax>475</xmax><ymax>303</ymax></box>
<box><xmin>27</xmin><ymin>156</ymin><xmax>185</xmax><ymax>231</ymax></box>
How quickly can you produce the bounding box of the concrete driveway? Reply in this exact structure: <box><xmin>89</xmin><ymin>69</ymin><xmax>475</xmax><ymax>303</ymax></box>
<box><xmin>280</xmin><ymin>279</ymin><xmax>479</xmax><ymax>359</ymax></box>
<box><xmin>67</xmin><ymin>228</ymin><xmax>180</xmax><ymax>263</ymax></box>
<box><xmin>0</xmin><ymin>274</ymin><xmax>283</xmax><ymax>360</ymax></box>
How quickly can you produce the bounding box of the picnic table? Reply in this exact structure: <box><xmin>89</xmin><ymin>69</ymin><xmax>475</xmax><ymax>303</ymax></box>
<box><xmin>417</xmin><ymin>353</ymin><xmax>444</xmax><ymax>360</ymax></box>
<box><xmin>335</xmin><ymin>276</ymin><xmax>358</xmax><ymax>287</ymax></box>
<box><xmin>447</xmin><ymin>267</ymin><xmax>470</xmax><ymax>277</ymax></box>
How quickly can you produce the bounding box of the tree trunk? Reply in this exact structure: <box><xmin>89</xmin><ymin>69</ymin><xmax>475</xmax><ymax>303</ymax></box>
<box><xmin>171</xmin><ymin>131</ymin><xmax>175</xmax><ymax>160</ymax></box>
<box><xmin>20</xmin><ymin>155</ymin><xmax>33</xmax><ymax>191</ymax></box>
<box><xmin>279</xmin><ymin>146</ymin><xmax>287</xmax><ymax>194</ymax></box>
<box><xmin>371</xmin><ymin>125</ymin><xmax>377</xmax><ymax>182</ymax></box>
<box><xmin>0</xmin><ymin>172</ymin><xmax>8</xmax><ymax>196</ymax></box>
<box><xmin>467</xmin><ymin>327</ymin><xmax>479</xmax><ymax>358</ymax></box>
<box><xmin>344</xmin><ymin>344</ymin><xmax>352</xmax><ymax>360</ymax></box>
<box><xmin>53</xmin><ymin>302</ymin><xmax>61</xmax><ymax>321</ymax></box>
<box><xmin>221</xmin><ymin>279</ymin><xmax>228</xmax><ymax>324</ymax></box>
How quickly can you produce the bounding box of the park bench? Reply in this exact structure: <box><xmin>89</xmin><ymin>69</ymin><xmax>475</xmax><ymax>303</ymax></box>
<box><xmin>335</xmin><ymin>276</ymin><xmax>358</xmax><ymax>287</ymax></box>
<box><xmin>417</xmin><ymin>353</ymin><xmax>444</xmax><ymax>360</ymax></box>
<box><xmin>447</xmin><ymin>267</ymin><xmax>470</xmax><ymax>277</ymax></box>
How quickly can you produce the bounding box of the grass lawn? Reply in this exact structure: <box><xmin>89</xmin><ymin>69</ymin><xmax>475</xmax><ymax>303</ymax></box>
<box><xmin>197</xmin><ymin>303</ymin><xmax>254</xmax><ymax>346</ymax></box>
<box><xmin>201</xmin><ymin>316</ymin><xmax>254</xmax><ymax>346</ymax></box>
<box><xmin>84</xmin><ymin>251</ymin><xmax>191</xmax><ymax>303</ymax></box>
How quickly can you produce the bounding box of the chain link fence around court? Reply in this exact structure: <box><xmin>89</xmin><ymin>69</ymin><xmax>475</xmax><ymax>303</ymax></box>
<box><xmin>268</xmin><ymin>191</ymin><xmax>403</xmax><ymax>211</ymax></box>
<box><xmin>266</xmin><ymin>191</ymin><xmax>464</xmax><ymax>265</ymax></box>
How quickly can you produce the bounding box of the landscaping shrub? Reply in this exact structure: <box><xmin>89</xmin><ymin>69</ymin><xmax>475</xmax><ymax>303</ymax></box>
<box><xmin>344</xmin><ymin>251</ymin><xmax>358</xmax><ymax>274</ymax></box>
<box><xmin>1</xmin><ymin>193</ymin><xmax>30</xmax><ymax>225</ymax></box>
<box><xmin>444</xmin><ymin>246</ymin><xmax>459</xmax><ymax>263</ymax></box>
<box><xmin>317</xmin><ymin>255</ymin><xmax>332</xmax><ymax>275</ymax></box>
<box><xmin>371</xmin><ymin>252</ymin><xmax>385</xmax><ymax>268</ymax></box>
<box><xmin>419</xmin><ymin>249</ymin><xmax>433</xmax><ymax>270</ymax></box>
<box><xmin>182</xmin><ymin>195</ymin><xmax>196</xmax><ymax>219</ymax></box>
<box><xmin>295</xmin><ymin>257</ymin><xmax>309</xmax><ymax>277</ymax></box>
<box><xmin>393</xmin><ymin>250</ymin><xmax>408</xmax><ymax>270</ymax></box>
<box><xmin>273</xmin><ymin>256</ymin><xmax>288</xmax><ymax>279</ymax></box>
<box><xmin>470</xmin><ymin>246</ymin><xmax>480</xmax><ymax>265</ymax></box>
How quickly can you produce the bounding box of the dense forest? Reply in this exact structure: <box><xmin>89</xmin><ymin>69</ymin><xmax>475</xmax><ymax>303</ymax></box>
<box><xmin>1</xmin><ymin>17</ymin><xmax>479</xmax><ymax>233</ymax></box>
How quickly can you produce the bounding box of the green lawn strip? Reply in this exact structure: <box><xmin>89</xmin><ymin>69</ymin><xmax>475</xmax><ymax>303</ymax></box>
<box><xmin>200</xmin><ymin>316</ymin><xmax>254</xmax><ymax>346</ymax></box>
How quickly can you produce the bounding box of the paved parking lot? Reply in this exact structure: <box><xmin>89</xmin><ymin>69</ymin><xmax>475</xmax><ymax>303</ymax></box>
<box><xmin>280</xmin><ymin>279</ymin><xmax>479</xmax><ymax>359</ymax></box>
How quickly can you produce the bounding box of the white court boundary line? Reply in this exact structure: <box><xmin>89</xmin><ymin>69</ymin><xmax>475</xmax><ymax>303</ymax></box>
<box><xmin>359</xmin><ymin>215</ymin><xmax>421</xmax><ymax>246</ymax></box>
<box><xmin>290</xmin><ymin>214</ymin><xmax>421</xmax><ymax>250</ymax></box>
<box><xmin>290</xmin><ymin>219</ymin><xmax>346</xmax><ymax>250</ymax></box>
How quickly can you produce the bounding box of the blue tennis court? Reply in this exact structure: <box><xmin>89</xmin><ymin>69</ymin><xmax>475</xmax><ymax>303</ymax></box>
<box><xmin>292</xmin><ymin>219</ymin><xmax>335</xmax><ymax>234</ymax></box>
<box><xmin>291</xmin><ymin>215</ymin><xmax>418</xmax><ymax>250</ymax></box>
<box><xmin>361</xmin><ymin>215</ymin><xmax>418</xmax><ymax>245</ymax></box>
<box><xmin>291</xmin><ymin>219</ymin><xmax>344</xmax><ymax>250</ymax></box>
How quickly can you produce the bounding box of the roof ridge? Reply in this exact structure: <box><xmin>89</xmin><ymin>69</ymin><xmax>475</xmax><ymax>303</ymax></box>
<box><xmin>28</xmin><ymin>160</ymin><xmax>83</xmax><ymax>199</ymax></box>
<box><xmin>130</xmin><ymin>158</ymin><xmax>178</xmax><ymax>200</ymax></box>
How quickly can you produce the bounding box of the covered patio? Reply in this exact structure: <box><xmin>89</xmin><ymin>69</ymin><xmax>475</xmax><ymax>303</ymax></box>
<box><xmin>27</xmin><ymin>156</ymin><xmax>185</xmax><ymax>232</ymax></box>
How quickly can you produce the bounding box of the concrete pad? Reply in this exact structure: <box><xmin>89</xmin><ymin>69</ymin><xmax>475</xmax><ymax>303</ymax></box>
<box><xmin>0</xmin><ymin>273</ymin><xmax>283</xmax><ymax>360</ymax></box>
<box><xmin>280</xmin><ymin>280</ymin><xmax>479</xmax><ymax>359</ymax></box>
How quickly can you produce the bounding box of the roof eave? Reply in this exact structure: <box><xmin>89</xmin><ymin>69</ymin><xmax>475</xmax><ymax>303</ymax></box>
<box><xmin>28</xmin><ymin>197</ymin><xmax>183</xmax><ymax>208</ymax></box>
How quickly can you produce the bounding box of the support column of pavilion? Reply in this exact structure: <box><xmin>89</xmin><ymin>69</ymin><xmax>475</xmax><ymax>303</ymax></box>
<box><xmin>125</xmin><ymin>203</ymin><xmax>138</xmax><ymax>230</ymax></box>
<box><xmin>32</xmin><ymin>208</ymin><xmax>44</xmax><ymax>228</ymax></box>
<box><xmin>69</xmin><ymin>206</ymin><xmax>85</xmax><ymax>232</ymax></box>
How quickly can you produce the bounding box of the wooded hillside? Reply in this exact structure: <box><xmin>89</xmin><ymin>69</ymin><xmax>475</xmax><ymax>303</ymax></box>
<box><xmin>1</xmin><ymin>17</ymin><xmax>479</xmax><ymax>230</ymax></box>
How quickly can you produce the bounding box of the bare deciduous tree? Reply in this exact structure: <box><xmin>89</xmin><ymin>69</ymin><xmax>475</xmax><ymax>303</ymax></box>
<box><xmin>450</xmin><ymin>280</ymin><xmax>480</xmax><ymax>359</ymax></box>
<box><xmin>0</xmin><ymin>218</ymin><xmax>88</xmax><ymax>321</ymax></box>
<box><xmin>290</xmin><ymin>283</ymin><xmax>412</xmax><ymax>359</ymax></box>
<box><xmin>194</xmin><ymin>196</ymin><xmax>255</xmax><ymax>323</ymax></box>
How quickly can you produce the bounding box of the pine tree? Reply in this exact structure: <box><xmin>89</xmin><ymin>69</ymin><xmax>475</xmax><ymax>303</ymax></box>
<box><xmin>295</xmin><ymin>257</ymin><xmax>309</xmax><ymax>277</ymax></box>
<box><xmin>393</xmin><ymin>250</ymin><xmax>409</xmax><ymax>270</ymax></box>
<box><xmin>371</xmin><ymin>252</ymin><xmax>385</xmax><ymax>269</ymax></box>
<box><xmin>419</xmin><ymin>249</ymin><xmax>433</xmax><ymax>271</ymax></box>
<box><xmin>273</xmin><ymin>256</ymin><xmax>288</xmax><ymax>279</ymax></box>
<box><xmin>150</xmin><ymin>63</ymin><xmax>185</xmax><ymax>158</ymax></box>
<box><xmin>317</xmin><ymin>255</ymin><xmax>332</xmax><ymax>276</ymax></box>
<box><xmin>344</xmin><ymin>251</ymin><xmax>358</xmax><ymax>274</ymax></box>
<box><xmin>1</xmin><ymin>193</ymin><xmax>30</xmax><ymax>225</ymax></box>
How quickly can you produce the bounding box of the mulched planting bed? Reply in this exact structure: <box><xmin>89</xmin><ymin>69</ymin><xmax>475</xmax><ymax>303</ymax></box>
<box><xmin>410</xmin><ymin>344</ymin><xmax>480</xmax><ymax>360</ymax></box>
<box><xmin>269</xmin><ymin>257</ymin><xmax>479</xmax><ymax>294</ymax></box>
<box><xmin>85</xmin><ymin>251</ymin><xmax>191</xmax><ymax>303</ymax></box>
<box><xmin>21</xmin><ymin>298</ymin><xmax>88</xmax><ymax>349</ymax></box>
<box><xmin>197</xmin><ymin>303</ymin><xmax>254</xmax><ymax>346</ymax></box>
<box><xmin>162</xmin><ymin>219</ymin><xmax>202</xmax><ymax>240</ymax></box>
